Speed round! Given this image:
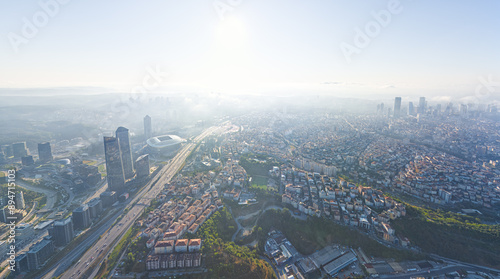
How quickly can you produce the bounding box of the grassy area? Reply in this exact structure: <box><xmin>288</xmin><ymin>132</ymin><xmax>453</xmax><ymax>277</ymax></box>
<box><xmin>392</xmin><ymin>204</ymin><xmax>500</xmax><ymax>268</ymax></box>
<box><xmin>106</xmin><ymin>225</ymin><xmax>140</xmax><ymax>275</ymax></box>
<box><xmin>249</xmin><ymin>183</ymin><xmax>267</xmax><ymax>191</ymax></box>
<box><xmin>250</xmin><ymin>175</ymin><xmax>268</xmax><ymax>187</ymax></box>
<box><xmin>83</xmin><ymin>160</ymin><xmax>98</xmax><ymax>165</ymax></box>
<box><xmin>98</xmin><ymin>164</ymin><xmax>106</xmax><ymax>176</ymax></box>
<box><xmin>192</xmin><ymin>207</ymin><xmax>276</xmax><ymax>279</ymax></box>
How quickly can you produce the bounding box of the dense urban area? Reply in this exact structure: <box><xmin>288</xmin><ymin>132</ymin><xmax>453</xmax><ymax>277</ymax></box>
<box><xmin>0</xmin><ymin>95</ymin><xmax>499</xmax><ymax>279</ymax></box>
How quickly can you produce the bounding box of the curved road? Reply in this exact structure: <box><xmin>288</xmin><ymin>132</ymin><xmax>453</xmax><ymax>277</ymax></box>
<box><xmin>231</xmin><ymin>205</ymin><xmax>283</xmax><ymax>242</ymax></box>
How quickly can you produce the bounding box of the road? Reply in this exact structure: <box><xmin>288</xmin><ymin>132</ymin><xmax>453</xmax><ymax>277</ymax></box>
<box><xmin>16</xmin><ymin>180</ymin><xmax>57</xmax><ymax>210</ymax></box>
<box><xmin>49</xmin><ymin>126</ymin><xmax>220</xmax><ymax>279</ymax></box>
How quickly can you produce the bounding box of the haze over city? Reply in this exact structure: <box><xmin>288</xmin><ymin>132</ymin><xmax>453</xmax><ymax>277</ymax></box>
<box><xmin>1</xmin><ymin>1</ymin><xmax>500</xmax><ymax>279</ymax></box>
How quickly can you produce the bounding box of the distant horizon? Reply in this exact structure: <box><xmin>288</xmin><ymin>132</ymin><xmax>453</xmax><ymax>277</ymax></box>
<box><xmin>1</xmin><ymin>0</ymin><xmax>499</xmax><ymax>100</ymax></box>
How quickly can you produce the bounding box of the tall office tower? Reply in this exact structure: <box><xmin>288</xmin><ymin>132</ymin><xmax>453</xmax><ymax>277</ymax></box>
<box><xmin>144</xmin><ymin>115</ymin><xmax>152</xmax><ymax>141</ymax></box>
<box><xmin>116</xmin><ymin>127</ymin><xmax>135</xmax><ymax>179</ymax></box>
<box><xmin>37</xmin><ymin>142</ymin><xmax>53</xmax><ymax>162</ymax></box>
<box><xmin>21</xmin><ymin>155</ymin><xmax>35</xmax><ymax>166</ymax></box>
<box><xmin>408</xmin><ymin>102</ymin><xmax>415</xmax><ymax>116</ymax></box>
<box><xmin>87</xmin><ymin>198</ymin><xmax>103</xmax><ymax>219</ymax></box>
<box><xmin>135</xmin><ymin>154</ymin><xmax>150</xmax><ymax>178</ymax></box>
<box><xmin>12</xmin><ymin>142</ymin><xmax>28</xmax><ymax>158</ymax></box>
<box><xmin>49</xmin><ymin>217</ymin><xmax>74</xmax><ymax>246</ymax></box>
<box><xmin>72</xmin><ymin>205</ymin><xmax>91</xmax><ymax>230</ymax></box>
<box><xmin>27</xmin><ymin>237</ymin><xmax>54</xmax><ymax>270</ymax></box>
<box><xmin>394</xmin><ymin>97</ymin><xmax>402</xmax><ymax>117</ymax></box>
<box><xmin>104</xmin><ymin>136</ymin><xmax>125</xmax><ymax>192</ymax></box>
<box><xmin>419</xmin><ymin>97</ymin><xmax>426</xmax><ymax>114</ymax></box>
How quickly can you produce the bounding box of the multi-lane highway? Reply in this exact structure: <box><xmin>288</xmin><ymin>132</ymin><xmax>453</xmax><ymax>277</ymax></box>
<box><xmin>42</xmin><ymin>126</ymin><xmax>219</xmax><ymax>279</ymax></box>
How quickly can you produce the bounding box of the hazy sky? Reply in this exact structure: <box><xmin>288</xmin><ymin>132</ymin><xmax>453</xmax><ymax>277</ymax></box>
<box><xmin>1</xmin><ymin>0</ymin><xmax>499</xmax><ymax>99</ymax></box>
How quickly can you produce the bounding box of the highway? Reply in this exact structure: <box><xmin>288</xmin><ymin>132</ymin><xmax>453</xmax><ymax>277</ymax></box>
<box><xmin>44</xmin><ymin>126</ymin><xmax>220</xmax><ymax>279</ymax></box>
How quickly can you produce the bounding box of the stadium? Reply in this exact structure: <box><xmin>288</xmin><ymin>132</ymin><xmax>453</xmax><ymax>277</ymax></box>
<box><xmin>146</xmin><ymin>135</ymin><xmax>185</xmax><ymax>154</ymax></box>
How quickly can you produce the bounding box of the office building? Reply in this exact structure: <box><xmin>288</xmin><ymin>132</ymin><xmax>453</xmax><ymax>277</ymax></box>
<box><xmin>393</xmin><ymin>97</ymin><xmax>402</xmax><ymax>118</ymax></box>
<box><xmin>72</xmin><ymin>205</ymin><xmax>91</xmax><ymax>230</ymax></box>
<box><xmin>100</xmin><ymin>191</ymin><xmax>117</xmax><ymax>207</ymax></box>
<box><xmin>15</xmin><ymin>253</ymin><xmax>29</xmax><ymax>273</ymax></box>
<box><xmin>27</xmin><ymin>237</ymin><xmax>54</xmax><ymax>270</ymax></box>
<box><xmin>0</xmin><ymin>206</ymin><xmax>10</xmax><ymax>223</ymax></box>
<box><xmin>418</xmin><ymin>97</ymin><xmax>426</xmax><ymax>114</ymax></box>
<box><xmin>144</xmin><ymin>115</ymin><xmax>152</xmax><ymax>141</ymax></box>
<box><xmin>408</xmin><ymin>102</ymin><xmax>415</xmax><ymax>116</ymax></box>
<box><xmin>38</xmin><ymin>142</ymin><xmax>53</xmax><ymax>162</ymax></box>
<box><xmin>104</xmin><ymin>136</ymin><xmax>125</xmax><ymax>192</ymax></box>
<box><xmin>21</xmin><ymin>155</ymin><xmax>35</xmax><ymax>166</ymax></box>
<box><xmin>87</xmin><ymin>198</ymin><xmax>102</xmax><ymax>219</ymax></box>
<box><xmin>116</xmin><ymin>127</ymin><xmax>135</xmax><ymax>179</ymax></box>
<box><xmin>12</xmin><ymin>142</ymin><xmax>28</xmax><ymax>158</ymax></box>
<box><xmin>15</xmin><ymin>223</ymin><xmax>35</xmax><ymax>241</ymax></box>
<box><xmin>49</xmin><ymin>217</ymin><xmax>74</xmax><ymax>246</ymax></box>
<box><xmin>135</xmin><ymin>154</ymin><xmax>150</xmax><ymax>178</ymax></box>
<box><xmin>16</xmin><ymin>191</ymin><xmax>25</xmax><ymax>209</ymax></box>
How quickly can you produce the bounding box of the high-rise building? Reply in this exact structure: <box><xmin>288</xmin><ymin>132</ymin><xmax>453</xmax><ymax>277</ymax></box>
<box><xmin>408</xmin><ymin>102</ymin><xmax>415</xmax><ymax>116</ymax></box>
<box><xmin>12</xmin><ymin>142</ymin><xmax>28</xmax><ymax>158</ymax></box>
<box><xmin>72</xmin><ymin>205</ymin><xmax>91</xmax><ymax>230</ymax></box>
<box><xmin>87</xmin><ymin>198</ymin><xmax>103</xmax><ymax>219</ymax></box>
<box><xmin>104</xmin><ymin>136</ymin><xmax>125</xmax><ymax>192</ymax></box>
<box><xmin>100</xmin><ymin>191</ymin><xmax>117</xmax><ymax>208</ymax></box>
<box><xmin>144</xmin><ymin>115</ymin><xmax>152</xmax><ymax>141</ymax></box>
<box><xmin>37</xmin><ymin>142</ymin><xmax>53</xmax><ymax>162</ymax></box>
<box><xmin>21</xmin><ymin>155</ymin><xmax>35</xmax><ymax>166</ymax></box>
<box><xmin>27</xmin><ymin>237</ymin><xmax>54</xmax><ymax>270</ymax></box>
<box><xmin>49</xmin><ymin>217</ymin><xmax>74</xmax><ymax>246</ymax></box>
<box><xmin>116</xmin><ymin>127</ymin><xmax>135</xmax><ymax>179</ymax></box>
<box><xmin>16</xmin><ymin>191</ymin><xmax>25</xmax><ymax>209</ymax></box>
<box><xmin>419</xmin><ymin>97</ymin><xmax>426</xmax><ymax>114</ymax></box>
<box><xmin>135</xmin><ymin>154</ymin><xmax>150</xmax><ymax>178</ymax></box>
<box><xmin>394</xmin><ymin>97</ymin><xmax>402</xmax><ymax>117</ymax></box>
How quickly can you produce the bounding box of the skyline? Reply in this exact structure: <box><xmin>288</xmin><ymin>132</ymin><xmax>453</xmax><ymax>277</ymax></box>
<box><xmin>1</xmin><ymin>0</ymin><xmax>499</xmax><ymax>101</ymax></box>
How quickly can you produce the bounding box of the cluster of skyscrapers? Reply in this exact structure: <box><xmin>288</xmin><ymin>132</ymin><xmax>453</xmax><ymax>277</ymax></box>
<box><xmin>104</xmin><ymin>127</ymin><xmax>135</xmax><ymax>192</ymax></box>
<box><xmin>391</xmin><ymin>97</ymin><xmax>427</xmax><ymax>118</ymax></box>
<box><xmin>1</xmin><ymin>141</ymin><xmax>53</xmax><ymax>166</ymax></box>
<box><xmin>104</xmin><ymin>122</ymin><xmax>151</xmax><ymax>192</ymax></box>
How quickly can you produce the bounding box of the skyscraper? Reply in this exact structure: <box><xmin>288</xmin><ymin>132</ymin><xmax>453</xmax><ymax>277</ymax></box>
<box><xmin>38</xmin><ymin>142</ymin><xmax>53</xmax><ymax>162</ymax></box>
<box><xmin>144</xmin><ymin>115</ymin><xmax>152</xmax><ymax>141</ymax></box>
<box><xmin>419</xmin><ymin>97</ymin><xmax>426</xmax><ymax>114</ymax></box>
<box><xmin>408</xmin><ymin>102</ymin><xmax>415</xmax><ymax>116</ymax></box>
<box><xmin>72</xmin><ymin>205</ymin><xmax>91</xmax><ymax>230</ymax></box>
<box><xmin>12</xmin><ymin>142</ymin><xmax>28</xmax><ymax>158</ymax></box>
<box><xmin>116</xmin><ymin>127</ymin><xmax>135</xmax><ymax>179</ymax></box>
<box><xmin>104</xmin><ymin>136</ymin><xmax>125</xmax><ymax>192</ymax></box>
<box><xmin>135</xmin><ymin>154</ymin><xmax>150</xmax><ymax>178</ymax></box>
<box><xmin>49</xmin><ymin>217</ymin><xmax>74</xmax><ymax>246</ymax></box>
<box><xmin>394</xmin><ymin>97</ymin><xmax>402</xmax><ymax>117</ymax></box>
